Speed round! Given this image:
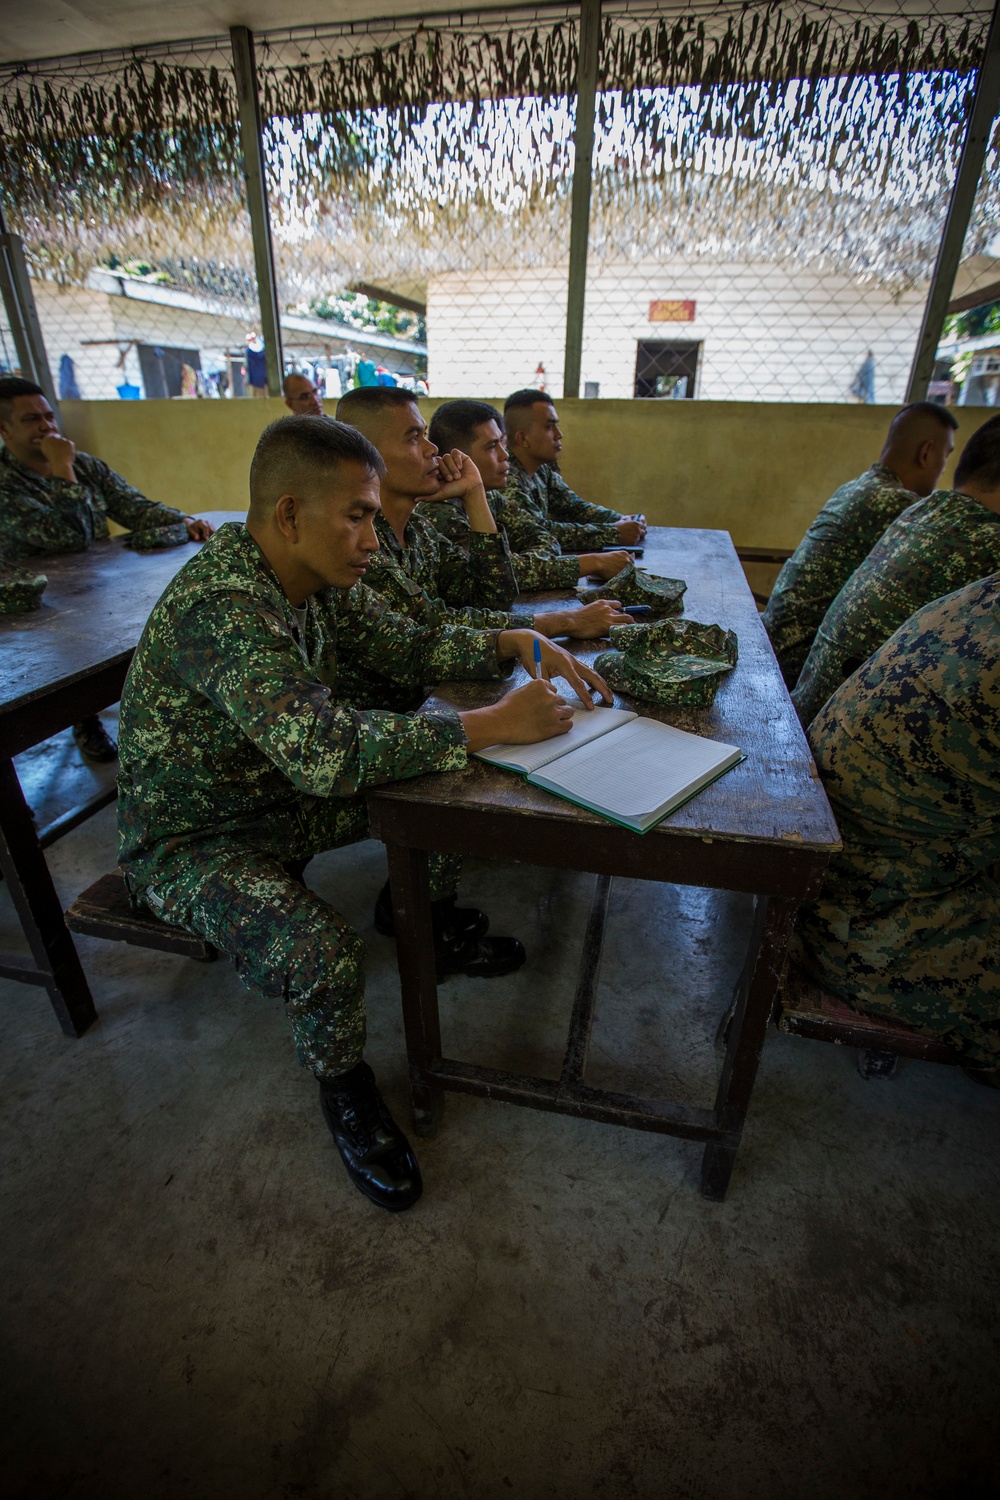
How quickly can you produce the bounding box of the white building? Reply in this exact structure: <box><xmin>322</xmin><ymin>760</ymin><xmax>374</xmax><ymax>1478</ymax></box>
<box><xmin>427</xmin><ymin>258</ymin><xmax>928</xmax><ymax>403</ymax></box>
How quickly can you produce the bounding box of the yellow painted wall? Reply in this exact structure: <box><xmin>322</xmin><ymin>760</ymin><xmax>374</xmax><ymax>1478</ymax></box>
<box><xmin>61</xmin><ymin>396</ymin><xmax>992</xmax><ymax>551</ymax></box>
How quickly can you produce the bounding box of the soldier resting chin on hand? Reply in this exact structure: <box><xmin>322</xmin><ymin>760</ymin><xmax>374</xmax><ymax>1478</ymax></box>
<box><xmin>116</xmin><ymin>414</ymin><xmax>611</xmax><ymax>1213</ymax></box>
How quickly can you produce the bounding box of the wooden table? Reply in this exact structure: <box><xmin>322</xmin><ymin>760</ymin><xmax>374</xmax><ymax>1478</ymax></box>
<box><xmin>0</xmin><ymin>513</ymin><xmax>237</xmax><ymax>1038</ymax></box>
<box><xmin>367</xmin><ymin>526</ymin><xmax>841</xmax><ymax>1200</ymax></box>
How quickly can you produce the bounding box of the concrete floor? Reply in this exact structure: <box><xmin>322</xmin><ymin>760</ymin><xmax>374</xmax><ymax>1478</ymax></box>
<box><xmin>2</xmin><ymin>723</ymin><xmax>999</xmax><ymax>1500</ymax></box>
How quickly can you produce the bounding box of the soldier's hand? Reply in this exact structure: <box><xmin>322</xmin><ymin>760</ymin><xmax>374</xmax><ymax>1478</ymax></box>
<box><xmin>39</xmin><ymin>433</ymin><xmax>77</xmax><ymax>481</ymax></box>
<box><xmin>615</xmin><ymin>517</ymin><xmax>646</xmax><ymax>545</ymax></box>
<box><xmin>498</xmin><ymin>629</ymin><xmax>613</xmax><ymax>710</ymax></box>
<box><xmin>428</xmin><ymin>449</ymin><xmax>484</xmax><ymax>501</ymax></box>
<box><xmin>560</xmin><ymin>600</ymin><xmax>631</xmax><ymax>638</ymax></box>
<box><xmin>460</xmin><ymin>679</ymin><xmax>574</xmax><ymax>752</ymax></box>
<box><xmin>184</xmin><ymin>517</ymin><xmax>214</xmax><ymax>541</ymax></box>
<box><xmin>578</xmin><ymin>550</ymin><xmax>631</xmax><ymax>580</ymax></box>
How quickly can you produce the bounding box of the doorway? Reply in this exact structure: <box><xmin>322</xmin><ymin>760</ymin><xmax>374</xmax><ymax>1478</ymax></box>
<box><xmin>634</xmin><ymin>341</ymin><xmax>701</xmax><ymax>399</ymax></box>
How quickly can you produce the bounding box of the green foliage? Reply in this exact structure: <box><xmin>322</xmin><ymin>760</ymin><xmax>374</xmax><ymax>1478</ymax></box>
<box><xmin>943</xmin><ymin>300</ymin><xmax>1000</xmax><ymax>341</ymax></box>
<box><xmin>308</xmin><ymin>291</ymin><xmax>426</xmax><ymax>343</ymax></box>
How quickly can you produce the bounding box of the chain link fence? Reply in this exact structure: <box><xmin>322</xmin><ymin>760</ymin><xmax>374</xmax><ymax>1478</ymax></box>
<box><xmin>1</xmin><ymin>2</ymin><xmax>998</xmax><ymax>407</ymax></box>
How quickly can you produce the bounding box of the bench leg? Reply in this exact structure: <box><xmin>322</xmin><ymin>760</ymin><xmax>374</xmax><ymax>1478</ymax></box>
<box><xmin>0</xmin><ymin>755</ymin><xmax>98</xmax><ymax>1038</ymax></box>
<box><xmin>701</xmin><ymin>894</ymin><xmax>798</xmax><ymax>1201</ymax></box>
<box><xmin>385</xmin><ymin>840</ymin><xmax>444</xmax><ymax>1137</ymax></box>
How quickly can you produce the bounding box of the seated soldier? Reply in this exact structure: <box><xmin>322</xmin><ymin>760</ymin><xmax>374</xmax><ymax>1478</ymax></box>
<box><xmin>763</xmin><ymin>401</ymin><xmax>957</xmax><ymax>687</ymax></box>
<box><xmin>792</xmin><ymin>573</ymin><xmax>1000</xmax><ymax>1084</ymax></box>
<box><xmin>416</xmin><ymin>399</ymin><xmax>631</xmax><ymax>589</ymax></box>
<box><xmin>336</xmin><ymin>387</ymin><xmax>629</xmax><ymax>710</ymax></box>
<box><xmin>0</xmin><ymin>376</ymin><xmax>213</xmax><ymax>762</ymax></box>
<box><xmin>283</xmin><ymin>372</ymin><xmax>324</xmax><ymax>417</ymax></box>
<box><xmin>503</xmin><ymin>388</ymin><xmax>647</xmax><ymax>553</ymax></box>
<box><xmin>792</xmin><ymin>413</ymin><xmax>1000</xmax><ymax>727</ymax></box>
<box><xmin>117</xmin><ymin>415</ymin><xmax>611</xmax><ymax>1211</ymax></box>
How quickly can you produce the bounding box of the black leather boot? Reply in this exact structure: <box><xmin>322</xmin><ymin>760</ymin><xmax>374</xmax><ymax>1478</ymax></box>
<box><xmin>319</xmin><ymin>1062</ymin><xmax>422</xmax><ymax>1212</ymax></box>
<box><xmin>373</xmin><ymin>880</ymin><xmax>488</xmax><ymax>942</ymax></box>
<box><xmin>72</xmin><ymin>715</ymin><xmax>118</xmax><ymax>763</ymax></box>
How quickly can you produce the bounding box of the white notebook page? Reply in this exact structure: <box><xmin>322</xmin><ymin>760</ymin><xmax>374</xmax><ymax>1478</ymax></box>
<box><xmin>534</xmin><ymin>717</ymin><xmax>740</xmax><ymax>820</ymax></box>
<box><xmin>475</xmin><ymin>706</ymin><xmax>637</xmax><ymax>774</ymax></box>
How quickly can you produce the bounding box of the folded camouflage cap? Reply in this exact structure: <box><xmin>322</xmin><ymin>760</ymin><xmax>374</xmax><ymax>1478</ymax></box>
<box><xmin>595</xmin><ymin>616</ymin><xmax>738</xmax><ymax>708</ymax></box>
<box><xmin>0</xmin><ymin>559</ymin><xmax>47</xmax><ymax>615</ymax></box>
<box><xmin>576</xmin><ymin>560</ymin><xmax>686</xmax><ymax>615</ymax></box>
<box><xmin>128</xmin><ymin>522</ymin><xmax>190</xmax><ymax>553</ymax></box>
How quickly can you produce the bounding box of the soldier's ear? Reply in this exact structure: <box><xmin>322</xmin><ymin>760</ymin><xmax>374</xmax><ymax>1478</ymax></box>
<box><xmin>274</xmin><ymin>492</ymin><xmax>299</xmax><ymax>539</ymax></box>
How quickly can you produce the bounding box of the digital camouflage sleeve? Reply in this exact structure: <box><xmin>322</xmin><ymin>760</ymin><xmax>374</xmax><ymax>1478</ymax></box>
<box><xmin>0</xmin><ymin>443</ymin><xmax>186</xmax><ymax>559</ymax></box>
<box><xmin>761</xmin><ymin>463</ymin><xmax>915</xmax><ymax>687</ymax></box>
<box><xmin>793</xmin><ymin>573</ymin><xmax>1000</xmax><ymax>1066</ymax></box>
<box><xmin>791</xmin><ymin>488</ymin><xmax>1000</xmax><ymax>727</ymax></box>
<box><xmin>342</xmin><ymin>509</ymin><xmax>523</xmax><ymax>709</ymax></box>
<box><xmin>503</xmin><ymin>454</ymin><xmax>621</xmax><ymax>552</ymax></box>
<box><xmin>117</xmin><ymin>522</ymin><xmax>507</xmax><ymax>882</ymax></box>
<box><xmin>415</xmin><ymin>491</ymin><xmax>582</xmax><ymax>591</ymax></box>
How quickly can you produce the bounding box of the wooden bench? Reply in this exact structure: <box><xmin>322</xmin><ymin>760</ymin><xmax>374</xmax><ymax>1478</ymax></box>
<box><xmin>776</xmin><ymin>964</ymin><xmax>958</xmax><ymax>1065</ymax></box>
<box><xmin>66</xmin><ymin>871</ymin><xmax>217</xmax><ymax>962</ymax></box>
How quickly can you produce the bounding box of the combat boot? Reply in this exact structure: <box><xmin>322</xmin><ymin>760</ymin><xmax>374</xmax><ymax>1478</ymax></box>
<box><xmin>319</xmin><ymin>1061</ymin><xmax>422</xmax><ymax>1212</ymax></box>
<box><xmin>72</xmin><ymin>715</ymin><xmax>118</xmax><ymax>763</ymax></box>
<box><xmin>373</xmin><ymin>880</ymin><xmax>488</xmax><ymax>942</ymax></box>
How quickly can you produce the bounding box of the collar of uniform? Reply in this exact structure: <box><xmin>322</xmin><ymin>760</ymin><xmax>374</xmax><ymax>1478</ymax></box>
<box><xmin>869</xmin><ymin>461</ymin><xmax>902</xmax><ymax>486</ymax></box>
<box><xmin>0</xmin><ymin>442</ymin><xmax>58</xmax><ymax>483</ymax></box>
<box><xmin>222</xmin><ymin>521</ymin><xmax>324</xmax><ymax>627</ymax></box>
<box><xmin>374</xmin><ymin>507</ymin><xmax>411</xmax><ymax>556</ymax></box>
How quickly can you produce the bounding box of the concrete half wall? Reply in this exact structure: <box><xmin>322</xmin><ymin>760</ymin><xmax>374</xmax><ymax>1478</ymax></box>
<box><xmin>60</xmin><ymin>397</ymin><xmax>990</xmax><ymax>551</ymax></box>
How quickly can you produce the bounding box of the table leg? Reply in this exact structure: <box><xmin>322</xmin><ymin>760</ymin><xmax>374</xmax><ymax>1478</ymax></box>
<box><xmin>0</xmin><ymin>755</ymin><xmax>98</xmax><ymax>1038</ymax></box>
<box><xmin>701</xmin><ymin>894</ymin><xmax>798</xmax><ymax>1201</ymax></box>
<box><xmin>384</xmin><ymin>840</ymin><xmax>444</xmax><ymax>1137</ymax></box>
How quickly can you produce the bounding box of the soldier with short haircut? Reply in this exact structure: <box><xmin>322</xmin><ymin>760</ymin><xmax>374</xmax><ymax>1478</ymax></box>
<box><xmin>0</xmin><ymin>375</ymin><xmax>213</xmax><ymax>762</ymax></box>
<box><xmin>417</xmin><ymin>398</ymin><xmax>631</xmax><ymax>589</ymax></box>
<box><xmin>502</xmin><ymin>388</ymin><xmax>646</xmax><ymax>553</ymax></box>
<box><xmin>336</xmin><ymin>389</ymin><xmax>629</xmax><ymax>712</ymax></box>
<box><xmin>763</xmin><ymin>401</ymin><xmax>958</xmax><ymax>687</ymax></box>
<box><xmin>792</xmin><ymin>413</ymin><xmax>1000</xmax><ymax>727</ymax></box>
<box><xmin>117</xmin><ymin>415</ymin><xmax>611</xmax><ymax>1211</ymax></box>
<box><xmin>793</xmin><ymin>573</ymin><xmax>1000</xmax><ymax>1083</ymax></box>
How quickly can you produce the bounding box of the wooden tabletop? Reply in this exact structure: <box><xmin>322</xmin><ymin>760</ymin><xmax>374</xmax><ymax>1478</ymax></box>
<box><xmin>0</xmin><ymin>512</ymin><xmax>241</xmax><ymax>718</ymax></box>
<box><xmin>370</xmin><ymin>526</ymin><xmax>840</xmax><ymax>857</ymax></box>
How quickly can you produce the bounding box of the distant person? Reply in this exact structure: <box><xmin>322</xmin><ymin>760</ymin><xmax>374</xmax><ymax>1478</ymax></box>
<box><xmin>283</xmin><ymin>373</ymin><xmax>324</xmax><ymax>418</ymax></box>
<box><xmin>763</xmin><ymin>402</ymin><xmax>958</xmax><ymax>687</ymax></box>
<box><xmin>0</xmin><ymin>376</ymin><xmax>213</xmax><ymax>762</ymax></box>
<box><xmin>337</xmin><ymin>388</ymin><xmax>628</xmax><ymax>711</ymax></box>
<box><xmin>503</xmin><ymin>389</ymin><xmax>646</xmax><ymax>552</ymax></box>
<box><xmin>117</xmin><ymin>416</ymin><xmax>611</xmax><ymax>1208</ymax></box>
<box><xmin>793</xmin><ymin>574</ymin><xmax>1000</xmax><ymax>1084</ymax></box>
<box><xmin>417</xmin><ymin>399</ymin><xmax>632</xmax><ymax>589</ymax></box>
<box><xmin>792</xmin><ymin>413</ymin><xmax>1000</xmax><ymax>727</ymax></box>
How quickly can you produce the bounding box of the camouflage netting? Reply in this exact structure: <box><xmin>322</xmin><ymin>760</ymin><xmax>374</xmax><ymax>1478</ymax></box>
<box><xmin>0</xmin><ymin>2</ymin><xmax>995</xmax><ymax>299</ymax></box>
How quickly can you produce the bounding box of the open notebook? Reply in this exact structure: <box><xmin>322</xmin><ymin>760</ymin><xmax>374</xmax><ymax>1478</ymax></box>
<box><xmin>475</xmin><ymin>706</ymin><xmax>743</xmax><ymax>833</ymax></box>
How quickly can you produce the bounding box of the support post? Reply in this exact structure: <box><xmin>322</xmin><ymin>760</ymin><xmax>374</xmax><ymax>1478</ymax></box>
<box><xmin>563</xmin><ymin>0</ymin><xmax>601</xmax><ymax>400</ymax></box>
<box><xmin>906</xmin><ymin>0</ymin><xmax>1000</xmax><ymax>402</ymax></box>
<box><xmin>230</xmin><ymin>25</ymin><xmax>284</xmax><ymax>397</ymax></box>
<box><xmin>0</xmin><ymin>204</ymin><xmax>58</xmax><ymax>410</ymax></box>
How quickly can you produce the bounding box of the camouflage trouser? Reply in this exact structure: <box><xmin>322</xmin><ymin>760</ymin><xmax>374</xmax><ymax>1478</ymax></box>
<box><xmin>794</xmin><ymin>873</ymin><xmax>1000</xmax><ymax>1066</ymax></box>
<box><xmin>132</xmin><ymin>796</ymin><xmax>461</xmax><ymax>1078</ymax></box>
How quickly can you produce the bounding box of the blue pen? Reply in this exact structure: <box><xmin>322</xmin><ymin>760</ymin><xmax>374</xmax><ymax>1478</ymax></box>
<box><xmin>533</xmin><ymin>638</ymin><xmax>543</xmax><ymax>680</ymax></box>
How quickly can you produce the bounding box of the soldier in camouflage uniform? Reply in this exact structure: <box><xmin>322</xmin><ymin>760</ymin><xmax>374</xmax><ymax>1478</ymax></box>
<box><xmin>502</xmin><ymin>388</ymin><xmax>647</xmax><ymax>554</ymax></box>
<box><xmin>793</xmin><ymin>573</ymin><xmax>1000</xmax><ymax>1077</ymax></box>
<box><xmin>0</xmin><ymin>376</ymin><xmax>213</xmax><ymax>763</ymax></box>
<box><xmin>762</xmin><ymin>401</ymin><xmax>958</xmax><ymax>687</ymax></box>
<box><xmin>417</xmin><ymin>400</ymin><xmax>632</xmax><ymax>591</ymax></box>
<box><xmin>118</xmin><ymin>415</ymin><xmax>610</xmax><ymax>1210</ymax></box>
<box><xmin>792</xmin><ymin>415</ymin><xmax>1000</xmax><ymax>727</ymax></box>
<box><xmin>336</xmin><ymin>389</ymin><xmax>630</xmax><ymax>710</ymax></box>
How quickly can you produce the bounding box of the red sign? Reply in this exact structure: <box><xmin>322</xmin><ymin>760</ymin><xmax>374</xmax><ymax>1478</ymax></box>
<box><xmin>649</xmin><ymin>300</ymin><xmax>696</xmax><ymax>323</ymax></box>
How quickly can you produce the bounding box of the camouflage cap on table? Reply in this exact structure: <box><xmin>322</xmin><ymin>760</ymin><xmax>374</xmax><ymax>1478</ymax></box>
<box><xmin>0</xmin><ymin>559</ymin><xmax>47</xmax><ymax>614</ymax></box>
<box><xmin>576</xmin><ymin>560</ymin><xmax>686</xmax><ymax>615</ymax></box>
<box><xmin>595</xmin><ymin>616</ymin><xmax>737</xmax><ymax>708</ymax></box>
<box><xmin>127</xmin><ymin>521</ymin><xmax>190</xmax><ymax>552</ymax></box>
